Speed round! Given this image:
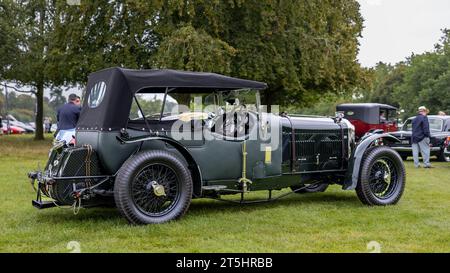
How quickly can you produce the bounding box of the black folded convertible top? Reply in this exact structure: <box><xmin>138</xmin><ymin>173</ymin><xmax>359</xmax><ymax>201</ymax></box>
<box><xmin>77</xmin><ymin>67</ymin><xmax>267</xmax><ymax>131</ymax></box>
<box><xmin>92</xmin><ymin>67</ymin><xmax>267</xmax><ymax>93</ymax></box>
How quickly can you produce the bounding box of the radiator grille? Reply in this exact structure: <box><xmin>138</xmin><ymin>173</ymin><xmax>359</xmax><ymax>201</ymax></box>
<box><xmin>319</xmin><ymin>139</ymin><xmax>343</xmax><ymax>157</ymax></box>
<box><xmin>296</xmin><ymin>140</ymin><xmax>315</xmax><ymax>156</ymax></box>
<box><xmin>282</xmin><ymin>128</ymin><xmax>347</xmax><ymax>171</ymax></box>
<box><xmin>294</xmin><ymin>130</ymin><xmax>343</xmax><ymax>158</ymax></box>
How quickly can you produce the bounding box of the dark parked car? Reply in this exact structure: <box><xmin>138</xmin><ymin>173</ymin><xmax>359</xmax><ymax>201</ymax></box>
<box><xmin>28</xmin><ymin>68</ymin><xmax>406</xmax><ymax>225</ymax></box>
<box><xmin>388</xmin><ymin>115</ymin><xmax>450</xmax><ymax>162</ymax></box>
<box><xmin>336</xmin><ymin>103</ymin><xmax>398</xmax><ymax>140</ymax></box>
<box><xmin>445</xmin><ymin>140</ymin><xmax>450</xmax><ymax>158</ymax></box>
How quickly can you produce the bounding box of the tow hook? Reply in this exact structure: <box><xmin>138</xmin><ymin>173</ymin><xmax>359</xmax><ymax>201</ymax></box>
<box><xmin>72</xmin><ymin>191</ymin><xmax>82</xmax><ymax>199</ymax></box>
<box><xmin>28</xmin><ymin>172</ymin><xmax>38</xmax><ymax>180</ymax></box>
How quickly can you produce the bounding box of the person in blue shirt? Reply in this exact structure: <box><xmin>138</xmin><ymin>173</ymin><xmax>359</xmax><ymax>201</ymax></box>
<box><xmin>412</xmin><ymin>106</ymin><xmax>431</xmax><ymax>168</ymax></box>
<box><xmin>56</xmin><ymin>94</ymin><xmax>81</xmax><ymax>144</ymax></box>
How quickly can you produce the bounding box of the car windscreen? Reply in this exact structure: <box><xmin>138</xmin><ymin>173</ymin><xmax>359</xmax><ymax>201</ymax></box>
<box><xmin>402</xmin><ymin>118</ymin><xmax>443</xmax><ymax>131</ymax></box>
<box><xmin>129</xmin><ymin>89</ymin><xmax>259</xmax><ymax>122</ymax></box>
<box><xmin>129</xmin><ymin>92</ymin><xmax>222</xmax><ymax>121</ymax></box>
<box><xmin>129</xmin><ymin>93</ymin><xmax>178</xmax><ymax>121</ymax></box>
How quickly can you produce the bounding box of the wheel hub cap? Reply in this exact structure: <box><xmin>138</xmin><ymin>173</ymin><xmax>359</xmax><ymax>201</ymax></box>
<box><xmin>150</xmin><ymin>181</ymin><xmax>166</xmax><ymax>197</ymax></box>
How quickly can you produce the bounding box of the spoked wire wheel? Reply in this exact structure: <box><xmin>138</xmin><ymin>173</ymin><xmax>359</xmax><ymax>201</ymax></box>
<box><xmin>114</xmin><ymin>150</ymin><xmax>193</xmax><ymax>225</ymax></box>
<box><xmin>356</xmin><ymin>146</ymin><xmax>406</xmax><ymax>206</ymax></box>
<box><xmin>131</xmin><ymin>163</ymin><xmax>180</xmax><ymax>217</ymax></box>
<box><xmin>368</xmin><ymin>158</ymin><xmax>398</xmax><ymax>200</ymax></box>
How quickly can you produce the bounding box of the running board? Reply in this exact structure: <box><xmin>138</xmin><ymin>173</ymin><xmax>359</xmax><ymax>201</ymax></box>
<box><xmin>202</xmin><ymin>185</ymin><xmax>228</xmax><ymax>191</ymax></box>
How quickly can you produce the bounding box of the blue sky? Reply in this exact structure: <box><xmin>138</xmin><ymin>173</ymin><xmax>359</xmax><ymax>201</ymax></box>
<box><xmin>358</xmin><ymin>0</ymin><xmax>450</xmax><ymax>67</ymax></box>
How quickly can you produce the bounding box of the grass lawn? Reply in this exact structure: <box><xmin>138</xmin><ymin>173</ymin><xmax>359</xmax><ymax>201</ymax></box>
<box><xmin>0</xmin><ymin>134</ymin><xmax>449</xmax><ymax>253</ymax></box>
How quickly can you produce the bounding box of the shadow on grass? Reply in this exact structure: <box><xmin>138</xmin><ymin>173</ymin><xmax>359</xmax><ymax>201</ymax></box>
<box><xmin>35</xmin><ymin>207</ymin><xmax>122</xmax><ymax>224</ymax></box>
<box><xmin>194</xmin><ymin>191</ymin><xmax>358</xmax><ymax>208</ymax></box>
<box><xmin>35</xmin><ymin>191</ymin><xmax>361</xmax><ymax>225</ymax></box>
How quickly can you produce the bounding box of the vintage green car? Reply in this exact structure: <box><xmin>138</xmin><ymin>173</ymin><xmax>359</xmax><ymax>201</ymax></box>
<box><xmin>28</xmin><ymin>68</ymin><xmax>406</xmax><ymax>225</ymax></box>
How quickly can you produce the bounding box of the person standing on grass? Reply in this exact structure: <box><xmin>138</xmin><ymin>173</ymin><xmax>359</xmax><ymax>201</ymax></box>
<box><xmin>44</xmin><ymin>117</ymin><xmax>50</xmax><ymax>134</ymax></box>
<box><xmin>48</xmin><ymin>117</ymin><xmax>53</xmax><ymax>133</ymax></box>
<box><xmin>56</xmin><ymin>93</ymin><xmax>81</xmax><ymax>144</ymax></box>
<box><xmin>412</xmin><ymin>106</ymin><xmax>432</xmax><ymax>168</ymax></box>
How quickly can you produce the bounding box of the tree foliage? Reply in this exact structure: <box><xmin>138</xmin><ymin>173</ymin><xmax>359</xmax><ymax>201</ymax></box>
<box><xmin>394</xmin><ymin>31</ymin><xmax>450</xmax><ymax>117</ymax></box>
<box><xmin>0</xmin><ymin>1</ymin><xmax>19</xmax><ymax>76</ymax></box>
<box><xmin>356</xmin><ymin>62</ymin><xmax>406</xmax><ymax>108</ymax></box>
<box><xmin>0</xmin><ymin>90</ymin><xmax>56</xmax><ymax>122</ymax></box>
<box><xmin>155</xmin><ymin>25</ymin><xmax>236</xmax><ymax>74</ymax></box>
<box><xmin>1</xmin><ymin>0</ymin><xmax>366</xmax><ymax>139</ymax></box>
<box><xmin>0</xmin><ymin>0</ymin><xmax>69</xmax><ymax>139</ymax></box>
<box><xmin>156</xmin><ymin>0</ymin><xmax>365</xmax><ymax>106</ymax></box>
<box><xmin>355</xmin><ymin>30</ymin><xmax>450</xmax><ymax>119</ymax></box>
<box><xmin>49</xmin><ymin>0</ymin><xmax>162</xmax><ymax>83</ymax></box>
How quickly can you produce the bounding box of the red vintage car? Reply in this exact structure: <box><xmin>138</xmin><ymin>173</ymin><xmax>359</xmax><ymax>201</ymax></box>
<box><xmin>336</xmin><ymin>103</ymin><xmax>398</xmax><ymax>139</ymax></box>
<box><xmin>1</xmin><ymin>123</ymin><xmax>26</xmax><ymax>134</ymax></box>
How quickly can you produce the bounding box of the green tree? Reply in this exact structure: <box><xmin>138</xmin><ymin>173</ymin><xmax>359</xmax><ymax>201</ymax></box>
<box><xmin>2</xmin><ymin>91</ymin><xmax>36</xmax><ymax>122</ymax></box>
<box><xmin>48</xmin><ymin>87</ymin><xmax>67</xmax><ymax>112</ymax></box>
<box><xmin>0</xmin><ymin>1</ymin><xmax>19</xmax><ymax>76</ymax></box>
<box><xmin>155</xmin><ymin>25</ymin><xmax>236</xmax><ymax>74</ymax></box>
<box><xmin>2</xmin><ymin>0</ymin><xmax>366</xmax><ymax>135</ymax></box>
<box><xmin>394</xmin><ymin>29</ymin><xmax>450</xmax><ymax>118</ymax></box>
<box><xmin>356</xmin><ymin>62</ymin><xmax>405</xmax><ymax>108</ymax></box>
<box><xmin>56</xmin><ymin>0</ymin><xmax>365</xmax><ymax>107</ymax></box>
<box><xmin>156</xmin><ymin>0</ymin><xmax>365</xmax><ymax>107</ymax></box>
<box><xmin>2</xmin><ymin>0</ymin><xmax>163</xmax><ymax>139</ymax></box>
<box><xmin>50</xmin><ymin>0</ymin><xmax>162</xmax><ymax>83</ymax></box>
<box><xmin>0</xmin><ymin>0</ymin><xmax>69</xmax><ymax>139</ymax></box>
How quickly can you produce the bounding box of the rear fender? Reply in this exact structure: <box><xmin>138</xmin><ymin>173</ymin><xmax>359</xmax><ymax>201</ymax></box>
<box><xmin>343</xmin><ymin>133</ymin><xmax>400</xmax><ymax>190</ymax></box>
<box><xmin>117</xmin><ymin>135</ymin><xmax>203</xmax><ymax>197</ymax></box>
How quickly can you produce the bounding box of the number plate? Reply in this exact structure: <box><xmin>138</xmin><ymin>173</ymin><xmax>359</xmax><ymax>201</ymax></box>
<box><xmin>401</xmin><ymin>140</ymin><xmax>409</xmax><ymax>145</ymax></box>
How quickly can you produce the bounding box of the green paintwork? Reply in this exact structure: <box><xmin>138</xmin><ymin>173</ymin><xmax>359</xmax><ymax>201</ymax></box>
<box><xmin>75</xmin><ymin>109</ymin><xmax>360</xmax><ymax>197</ymax></box>
<box><xmin>75</xmin><ymin>113</ymin><xmax>285</xmax><ymax>194</ymax></box>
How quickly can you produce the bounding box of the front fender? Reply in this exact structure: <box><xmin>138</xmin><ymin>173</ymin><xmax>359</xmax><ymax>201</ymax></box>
<box><xmin>343</xmin><ymin>133</ymin><xmax>400</xmax><ymax>190</ymax></box>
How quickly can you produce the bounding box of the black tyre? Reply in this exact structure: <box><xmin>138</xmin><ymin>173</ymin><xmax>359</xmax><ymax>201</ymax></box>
<box><xmin>356</xmin><ymin>146</ymin><xmax>406</xmax><ymax>206</ymax></box>
<box><xmin>114</xmin><ymin>150</ymin><xmax>193</xmax><ymax>225</ymax></box>
<box><xmin>437</xmin><ymin>148</ymin><xmax>450</xmax><ymax>162</ymax></box>
<box><xmin>291</xmin><ymin>183</ymin><xmax>329</xmax><ymax>194</ymax></box>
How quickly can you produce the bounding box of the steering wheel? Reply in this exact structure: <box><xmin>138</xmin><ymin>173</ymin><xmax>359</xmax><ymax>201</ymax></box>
<box><xmin>213</xmin><ymin>104</ymin><xmax>248</xmax><ymax>137</ymax></box>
